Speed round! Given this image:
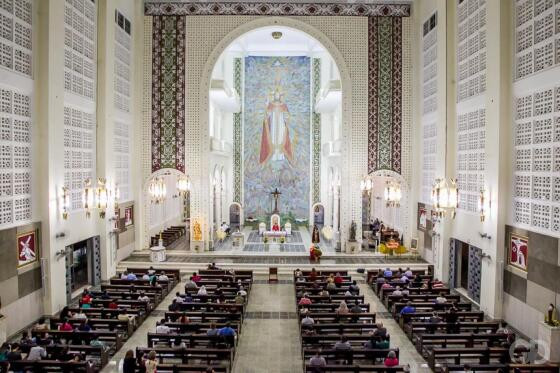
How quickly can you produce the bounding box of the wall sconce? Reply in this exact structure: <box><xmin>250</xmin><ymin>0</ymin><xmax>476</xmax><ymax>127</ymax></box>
<box><xmin>95</xmin><ymin>177</ymin><xmax>108</xmax><ymax>218</ymax></box>
<box><xmin>61</xmin><ymin>186</ymin><xmax>70</xmax><ymax>219</ymax></box>
<box><xmin>478</xmin><ymin>189</ymin><xmax>489</xmax><ymax>222</ymax></box>
<box><xmin>176</xmin><ymin>175</ymin><xmax>191</xmax><ymax>197</ymax></box>
<box><xmin>83</xmin><ymin>178</ymin><xmax>94</xmax><ymax>218</ymax></box>
<box><xmin>114</xmin><ymin>184</ymin><xmax>120</xmax><ymax>209</ymax></box>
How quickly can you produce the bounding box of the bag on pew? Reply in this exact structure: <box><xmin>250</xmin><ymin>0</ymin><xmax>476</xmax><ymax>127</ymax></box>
<box><xmin>357</xmin><ymin>268</ymin><xmax>365</xmax><ymax>273</ymax></box>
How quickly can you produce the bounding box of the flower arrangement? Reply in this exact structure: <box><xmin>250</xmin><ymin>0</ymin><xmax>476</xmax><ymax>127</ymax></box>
<box><xmin>216</xmin><ymin>229</ymin><xmax>226</xmax><ymax>241</ymax></box>
<box><xmin>378</xmin><ymin>242</ymin><xmax>408</xmax><ymax>256</ymax></box>
<box><xmin>321</xmin><ymin>225</ymin><xmax>333</xmax><ymax>241</ymax></box>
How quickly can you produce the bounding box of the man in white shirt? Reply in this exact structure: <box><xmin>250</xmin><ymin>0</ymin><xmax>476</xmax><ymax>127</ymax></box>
<box><xmin>142</xmin><ymin>273</ymin><xmax>150</xmax><ymax>280</ymax></box>
<box><xmin>27</xmin><ymin>344</ymin><xmax>47</xmax><ymax>360</ymax></box>
<box><xmin>158</xmin><ymin>272</ymin><xmax>169</xmax><ymax>281</ymax></box>
<box><xmin>138</xmin><ymin>292</ymin><xmax>150</xmax><ymax>303</ymax></box>
<box><xmin>404</xmin><ymin>267</ymin><xmax>413</xmax><ymax>277</ymax></box>
<box><xmin>155</xmin><ymin>319</ymin><xmax>170</xmax><ymax>334</ymax></box>
<box><xmin>301</xmin><ymin>315</ymin><xmax>315</xmax><ymax>326</ymax></box>
<box><xmin>237</xmin><ymin>287</ymin><xmax>247</xmax><ymax>297</ymax></box>
<box><xmin>435</xmin><ymin>293</ymin><xmax>447</xmax><ymax>304</ymax></box>
<box><xmin>392</xmin><ymin>286</ymin><xmax>403</xmax><ymax>296</ymax></box>
<box><xmin>74</xmin><ymin>311</ymin><xmax>88</xmax><ymax>320</ymax></box>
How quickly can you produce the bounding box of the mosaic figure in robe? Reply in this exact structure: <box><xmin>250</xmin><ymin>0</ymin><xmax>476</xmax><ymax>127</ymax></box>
<box><xmin>259</xmin><ymin>80</ymin><xmax>294</xmax><ymax>165</ymax></box>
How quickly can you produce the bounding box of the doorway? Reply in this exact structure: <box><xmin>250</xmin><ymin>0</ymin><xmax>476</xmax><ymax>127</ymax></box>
<box><xmin>229</xmin><ymin>203</ymin><xmax>241</xmax><ymax>230</ymax></box>
<box><xmin>65</xmin><ymin>236</ymin><xmax>101</xmax><ymax>303</ymax></box>
<box><xmin>459</xmin><ymin>240</ymin><xmax>469</xmax><ymax>289</ymax></box>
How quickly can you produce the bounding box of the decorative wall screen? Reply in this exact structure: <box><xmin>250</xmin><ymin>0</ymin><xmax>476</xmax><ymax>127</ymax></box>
<box><xmin>64</xmin><ymin>0</ymin><xmax>96</xmax><ymax>101</ymax></box>
<box><xmin>513</xmin><ymin>85</ymin><xmax>560</xmax><ymax>233</ymax></box>
<box><xmin>233</xmin><ymin>57</ymin><xmax>242</xmax><ymax>204</ymax></box>
<box><xmin>0</xmin><ymin>0</ymin><xmax>33</xmax><ymax>228</ymax></box>
<box><xmin>514</xmin><ymin>0</ymin><xmax>559</xmax><ymax>81</ymax></box>
<box><xmin>456</xmin><ymin>0</ymin><xmax>487</xmax><ymax>213</ymax></box>
<box><xmin>456</xmin><ymin>0</ymin><xmax>487</xmax><ymax>103</ymax></box>
<box><xmin>312</xmin><ymin>58</ymin><xmax>321</xmax><ymax>205</ymax></box>
<box><xmin>0</xmin><ymin>0</ymin><xmax>32</xmax><ymax>77</ymax></box>
<box><xmin>0</xmin><ymin>86</ymin><xmax>32</xmax><ymax>226</ymax></box>
<box><xmin>63</xmin><ymin>0</ymin><xmax>96</xmax><ymax>211</ymax></box>
<box><xmin>512</xmin><ymin>0</ymin><xmax>560</xmax><ymax>235</ymax></box>
<box><xmin>63</xmin><ymin>105</ymin><xmax>95</xmax><ymax>210</ymax></box>
<box><xmin>114</xmin><ymin>10</ymin><xmax>132</xmax><ymax>202</ymax></box>
<box><xmin>456</xmin><ymin>108</ymin><xmax>486</xmax><ymax>212</ymax></box>
<box><xmin>421</xmin><ymin>12</ymin><xmax>437</xmax><ymax>204</ymax></box>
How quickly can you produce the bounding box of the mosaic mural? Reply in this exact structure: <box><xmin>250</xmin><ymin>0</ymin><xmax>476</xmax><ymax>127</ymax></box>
<box><xmin>151</xmin><ymin>16</ymin><xmax>186</xmax><ymax>173</ymax></box>
<box><xmin>243</xmin><ymin>56</ymin><xmax>310</xmax><ymax>220</ymax></box>
<box><xmin>368</xmin><ymin>16</ymin><xmax>403</xmax><ymax>174</ymax></box>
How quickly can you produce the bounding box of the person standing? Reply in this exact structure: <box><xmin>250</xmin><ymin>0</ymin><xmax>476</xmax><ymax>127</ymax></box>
<box><xmin>122</xmin><ymin>350</ymin><xmax>137</xmax><ymax>373</ymax></box>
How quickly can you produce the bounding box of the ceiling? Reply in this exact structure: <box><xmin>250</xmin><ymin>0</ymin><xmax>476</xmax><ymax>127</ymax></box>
<box><xmin>226</xmin><ymin>26</ymin><xmax>325</xmax><ymax>55</ymax></box>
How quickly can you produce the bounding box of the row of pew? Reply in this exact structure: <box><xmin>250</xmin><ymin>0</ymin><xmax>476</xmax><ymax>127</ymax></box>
<box><xmin>295</xmin><ymin>269</ymin><xmax>408</xmax><ymax>373</ymax></box>
<box><xmin>4</xmin><ymin>267</ymin><xmax>181</xmax><ymax>372</ymax></box>
<box><xmin>369</xmin><ymin>267</ymin><xmax>559</xmax><ymax>373</ymax></box>
<box><xmin>150</xmin><ymin>226</ymin><xmax>187</xmax><ymax>248</ymax></box>
<box><xmin>132</xmin><ymin>268</ymin><xmax>253</xmax><ymax>372</ymax></box>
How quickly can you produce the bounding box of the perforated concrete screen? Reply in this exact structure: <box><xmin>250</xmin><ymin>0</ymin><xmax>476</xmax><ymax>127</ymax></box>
<box><xmin>0</xmin><ymin>0</ymin><xmax>32</xmax><ymax>77</ymax></box>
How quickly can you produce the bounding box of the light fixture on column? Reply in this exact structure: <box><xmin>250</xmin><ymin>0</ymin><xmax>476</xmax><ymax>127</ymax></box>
<box><xmin>149</xmin><ymin>177</ymin><xmax>167</xmax><ymax>204</ymax></box>
<box><xmin>114</xmin><ymin>184</ymin><xmax>120</xmax><ymax>209</ymax></box>
<box><xmin>431</xmin><ymin>178</ymin><xmax>458</xmax><ymax>219</ymax></box>
<box><xmin>384</xmin><ymin>180</ymin><xmax>402</xmax><ymax>208</ymax></box>
<box><xmin>477</xmin><ymin>189</ymin><xmax>488</xmax><ymax>222</ymax></box>
<box><xmin>95</xmin><ymin>177</ymin><xmax>108</xmax><ymax>218</ymax></box>
<box><xmin>61</xmin><ymin>186</ymin><xmax>70</xmax><ymax>220</ymax></box>
<box><xmin>176</xmin><ymin>175</ymin><xmax>191</xmax><ymax>197</ymax></box>
<box><xmin>83</xmin><ymin>178</ymin><xmax>94</xmax><ymax>218</ymax></box>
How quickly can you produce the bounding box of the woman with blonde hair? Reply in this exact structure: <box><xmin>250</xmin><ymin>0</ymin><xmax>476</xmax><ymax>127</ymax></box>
<box><xmin>336</xmin><ymin>300</ymin><xmax>349</xmax><ymax>315</ymax></box>
<box><xmin>145</xmin><ymin>350</ymin><xmax>158</xmax><ymax>373</ymax></box>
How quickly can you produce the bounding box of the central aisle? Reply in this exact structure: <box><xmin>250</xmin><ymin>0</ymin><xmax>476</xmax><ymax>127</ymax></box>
<box><xmin>232</xmin><ymin>274</ymin><xmax>303</xmax><ymax>373</ymax></box>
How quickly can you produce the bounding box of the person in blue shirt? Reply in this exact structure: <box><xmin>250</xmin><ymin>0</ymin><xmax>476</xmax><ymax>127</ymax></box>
<box><xmin>126</xmin><ymin>272</ymin><xmax>137</xmax><ymax>280</ymax></box>
<box><xmin>383</xmin><ymin>268</ymin><xmax>393</xmax><ymax>277</ymax></box>
<box><xmin>218</xmin><ymin>323</ymin><xmax>236</xmax><ymax>337</ymax></box>
<box><xmin>399</xmin><ymin>301</ymin><xmax>416</xmax><ymax>316</ymax></box>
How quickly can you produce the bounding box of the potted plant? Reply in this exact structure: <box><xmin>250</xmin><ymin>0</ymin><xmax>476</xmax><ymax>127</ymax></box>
<box><xmin>280</xmin><ymin>236</ymin><xmax>285</xmax><ymax>244</ymax></box>
<box><xmin>263</xmin><ymin>236</ymin><xmax>268</xmax><ymax>244</ymax></box>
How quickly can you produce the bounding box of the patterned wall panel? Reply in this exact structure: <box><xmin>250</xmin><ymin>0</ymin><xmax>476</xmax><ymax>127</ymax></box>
<box><xmin>64</xmin><ymin>0</ymin><xmax>96</xmax><ymax>101</ymax></box>
<box><xmin>151</xmin><ymin>16</ymin><xmax>185</xmax><ymax>173</ymax></box>
<box><xmin>0</xmin><ymin>0</ymin><xmax>32</xmax><ymax>77</ymax></box>
<box><xmin>233</xmin><ymin>57</ymin><xmax>242</xmax><ymax>204</ymax></box>
<box><xmin>421</xmin><ymin>13</ymin><xmax>437</xmax><ymax>204</ymax></box>
<box><xmin>456</xmin><ymin>0</ymin><xmax>487</xmax><ymax>214</ymax></box>
<box><xmin>468</xmin><ymin>244</ymin><xmax>482</xmax><ymax>303</ymax></box>
<box><xmin>367</xmin><ymin>16</ymin><xmax>403</xmax><ymax>174</ymax></box>
<box><xmin>114</xmin><ymin>10</ymin><xmax>132</xmax><ymax>202</ymax></box>
<box><xmin>63</xmin><ymin>0</ymin><xmax>96</xmax><ymax>211</ymax></box>
<box><xmin>312</xmin><ymin>58</ymin><xmax>321</xmax><ymax>205</ymax></box>
<box><xmin>514</xmin><ymin>0</ymin><xmax>559</xmax><ymax>81</ymax></box>
<box><xmin>449</xmin><ymin>238</ymin><xmax>456</xmax><ymax>289</ymax></box>
<box><xmin>92</xmin><ymin>235</ymin><xmax>101</xmax><ymax>285</ymax></box>
<box><xmin>63</xmin><ymin>105</ymin><xmax>95</xmax><ymax>210</ymax></box>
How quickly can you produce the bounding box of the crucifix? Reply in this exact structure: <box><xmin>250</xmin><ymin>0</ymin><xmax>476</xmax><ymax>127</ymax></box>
<box><xmin>270</xmin><ymin>188</ymin><xmax>281</xmax><ymax>214</ymax></box>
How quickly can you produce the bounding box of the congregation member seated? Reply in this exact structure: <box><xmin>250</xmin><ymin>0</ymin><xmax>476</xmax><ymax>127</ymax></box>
<box><xmin>399</xmin><ymin>301</ymin><xmax>416</xmax><ymax>317</ymax></box>
<box><xmin>197</xmin><ymin>286</ymin><xmax>208</xmax><ymax>296</ymax></box>
<box><xmin>384</xmin><ymin>350</ymin><xmax>399</xmax><ymax>367</ymax></box>
<box><xmin>191</xmin><ymin>272</ymin><xmax>202</xmax><ymax>283</ymax></box>
<box><xmin>308</xmin><ymin>350</ymin><xmax>327</xmax><ymax>371</ymax></box>
<box><xmin>334</xmin><ymin>273</ymin><xmax>344</xmax><ymax>287</ymax></box>
<box><xmin>299</xmin><ymin>294</ymin><xmax>312</xmax><ymax>305</ymax></box>
<box><xmin>221</xmin><ymin>222</ymin><xmax>230</xmax><ymax>235</ymax></box>
<box><xmin>155</xmin><ymin>319</ymin><xmax>170</xmax><ymax>334</ymax></box>
<box><xmin>185</xmin><ymin>276</ymin><xmax>199</xmax><ymax>291</ymax></box>
<box><xmin>348</xmin><ymin>281</ymin><xmax>359</xmax><ymax>294</ymax></box>
<box><xmin>383</xmin><ymin>267</ymin><xmax>393</xmax><ymax>277</ymax></box>
<box><xmin>158</xmin><ymin>271</ymin><xmax>169</xmax><ymax>281</ymax></box>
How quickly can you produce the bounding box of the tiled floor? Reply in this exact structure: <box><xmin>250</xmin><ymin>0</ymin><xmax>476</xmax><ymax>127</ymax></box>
<box><xmin>100</xmin><ymin>272</ymin><xmax>432</xmax><ymax>373</ymax></box>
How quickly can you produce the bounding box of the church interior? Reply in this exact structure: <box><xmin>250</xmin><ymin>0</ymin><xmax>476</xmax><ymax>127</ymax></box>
<box><xmin>0</xmin><ymin>0</ymin><xmax>560</xmax><ymax>372</ymax></box>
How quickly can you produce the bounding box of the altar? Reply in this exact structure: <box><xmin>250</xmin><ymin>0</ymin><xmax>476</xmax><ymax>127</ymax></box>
<box><xmin>263</xmin><ymin>230</ymin><xmax>287</xmax><ymax>243</ymax></box>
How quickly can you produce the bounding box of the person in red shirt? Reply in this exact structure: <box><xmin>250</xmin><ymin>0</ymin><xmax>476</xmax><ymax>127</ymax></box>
<box><xmin>272</xmin><ymin>223</ymin><xmax>280</xmax><ymax>231</ymax></box>
<box><xmin>384</xmin><ymin>350</ymin><xmax>399</xmax><ymax>367</ymax></box>
<box><xmin>81</xmin><ymin>291</ymin><xmax>92</xmax><ymax>305</ymax></box>
<box><xmin>309</xmin><ymin>268</ymin><xmax>317</xmax><ymax>282</ymax></box>
<box><xmin>334</xmin><ymin>273</ymin><xmax>344</xmax><ymax>287</ymax></box>
<box><xmin>298</xmin><ymin>294</ymin><xmax>312</xmax><ymax>305</ymax></box>
<box><xmin>59</xmin><ymin>319</ymin><xmax>73</xmax><ymax>331</ymax></box>
<box><xmin>108</xmin><ymin>301</ymin><xmax>118</xmax><ymax>309</ymax></box>
<box><xmin>191</xmin><ymin>272</ymin><xmax>201</xmax><ymax>283</ymax></box>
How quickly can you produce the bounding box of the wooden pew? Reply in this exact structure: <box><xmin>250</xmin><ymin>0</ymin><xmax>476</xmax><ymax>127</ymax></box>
<box><xmin>147</xmin><ymin>333</ymin><xmax>236</xmax><ymax>348</ymax></box>
<box><xmin>66</xmin><ymin>306</ymin><xmax>146</xmax><ymax>323</ymax></box>
<box><xmin>404</xmin><ymin>321</ymin><xmax>499</xmax><ymax>339</ymax></box>
<box><xmin>136</xmin><ymin>346</ymin><xmax>234</xmax><ymax>371</ymax></box>
<box><xmin>392</xmin><ymin>301</ymin><xmax>472</xmax><ymax>316</ymax></box>
<box><xmin>164</xmin><ymin>321</ymin><xmax>241</xmax><ymax>334</ymax></box>
<box><xmin>91</xmin><ymin>298</ymin><xmax>151</xmax><ymax>312</ymax></box>
<box><xmin>31</xmin><ymin>330</ymin><xmax>123</xmax><ymax>354</ymax></box>
<box><xmin>399</xmin><ymin>311</ymin><xmax>485</xmax><ymax>328</ymax></box>
<box><xmin>110</xmin><ymin>277</ymin><xmax>173</xmax><ymax>293</ymax></box>
<box><xmin>299</xmin><ymin>303</ymin><xmax>370</xmax><ymax>313</ymax></box>
<box><xmin>302</xmin><ymin>323</ymin><xmax>377</xmax><ymax>335</ymax></box>
<box><xmin>305</xmin><ymin>364</ymin><xmax>406</xmax><ymax>372</ymax></box>
<box><xmin>49</xmin><ymin>317</ymin><xmax>134</xmax><ymax>339</ymax></box>
<box><xmin>303</xmin><ymin>348</ymin><xmax>399</xmax><ymax>365</ymax></box>
<box><xmin>367</xmin><ymin>268</ymin><xmax>428</xmax><ymax>283</ymax></box>
<box><xmin>198</xmin><ymin>269</ymin><xmax>253</xmax><ymax>279</ymax></box>
<box><xmin>426</xmin><ymin>347</ymin><xmax>509</xmax><ymax>369</ymax></box>
<box><xmin>8</xmin><ymin>360</ymin><xmax>90</xmax><ymax>372</ymax></box>
<box><xmin>175</xmin><ymin>302</ymin><xmax>244</xmax><ymax>313</ymax></box>
<box><xmin>165</xmin><ymin>311</ymin><xmax>243</xmax><ymax>323</ymax></box>
<box><xmin>19</xmin><ymin>344</ymin><xmax>109</xmax><ymax>369</ymax></box>
<box><xmin>302</xmin><ymin>334</ymin><xmax>389</xmax><ymax>348</ymax></box>
<box><xmin>298</xmin><ymin>312</ymin><xmax>376</xmax><ymax>324</ymax></box>
<box><xmin>145</xmin><ymin>364</ymin><xmax>228</xmax><ymax>373</ymax></box>
<box><xmin>414</xmin><ymin>333</ymin><xmax>509</xmax><ymax>356</ymax></box>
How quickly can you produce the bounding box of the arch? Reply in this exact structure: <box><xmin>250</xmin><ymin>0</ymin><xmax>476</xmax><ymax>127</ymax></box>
<box><xmin>311</xmin><ymin>202</ymin><xmax>325</xmax><ymax>226</ymax></box>
<box><xmin>198</xmin><ymin>18</ymin><xmax>353</xmax><ymax>235</ymax></box>
<box><xmin>142</xmin><ymin>168</ymin><xmax>188</xmax><ymax>248</ymax></box>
